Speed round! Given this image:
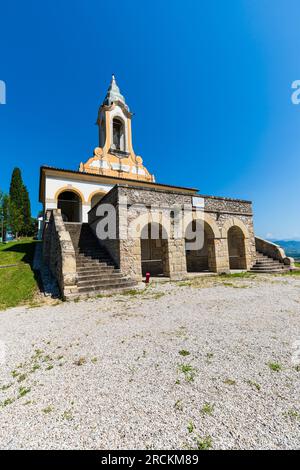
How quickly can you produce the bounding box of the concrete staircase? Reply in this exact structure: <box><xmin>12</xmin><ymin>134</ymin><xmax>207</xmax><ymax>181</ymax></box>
<box><xmin>250</xmin><ymin>251</ymin><xmax>290</xmax><ymax>273</ymax></box>
<box><xmin>65</xmin><ymin>223</ymin><xmax>136</xmax><ymax>295</ymax></box>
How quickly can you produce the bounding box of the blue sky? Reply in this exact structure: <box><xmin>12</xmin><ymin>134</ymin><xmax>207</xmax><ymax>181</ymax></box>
<box><xmin>0</xmin><ymin>0</ymin><xmax>300</xmax><ymax>239</ymax></box>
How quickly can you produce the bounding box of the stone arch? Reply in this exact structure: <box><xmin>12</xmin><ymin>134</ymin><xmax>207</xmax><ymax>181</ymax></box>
<box><xmin>182</xmin><ymin>212</ymin><xmax>221</xmax><ymax>240</ymax></box>
<box><xmin>221</xmin><ymin>217</ymin><xmax>250</xmax><ymax>239</ymax></box>
<box><xmin>56</xmin><ymin>189</ymin><xmax>83</xmax><ymax>223</ymax></box>
<box><xmin>140</xmin><ymin>221</ymin><xmax>169</xmax><ymax>277</ymax></box>
<box><xmin>185</xmin><ymin>219</ymin><xmax>218</xmax><ymax>272</ymax></box>
<box><xmin>227</xmin><ymin>225</ymin><xmax>247</xmax><ymax>270</ymax></box>
<box><xmin>88</xmin><ymin>190</ymin><xmax>106</xmax><ymax>209</ymax></box>
<box><xmin>54</xmin><ymin>186</ymin><xmax>85</xmax><ymax>204</ymax></box>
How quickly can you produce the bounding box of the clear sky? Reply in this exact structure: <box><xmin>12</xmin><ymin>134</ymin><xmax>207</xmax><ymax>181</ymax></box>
<box><xmin>0</xmin><ymin>0</ymin><xmax>300</xmax><ymax>239</ymax></box>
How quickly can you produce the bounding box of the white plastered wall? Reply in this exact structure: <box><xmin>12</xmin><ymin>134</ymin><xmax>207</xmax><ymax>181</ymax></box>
<box><xmin>45</xmin><ymin>175</ymin><xmax>113</xmax><ymax>223</ymax></box>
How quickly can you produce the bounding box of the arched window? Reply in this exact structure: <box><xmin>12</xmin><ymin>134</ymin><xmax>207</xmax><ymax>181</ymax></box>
<box><xmin>57</xmin><ymin>190</ymin><xmax>82</xmax><ymax>222</ymax></box>
<box><xmin>112</xmin><ymin>118</ymin><xmax>125</xmax><ymax>151</ymax></box>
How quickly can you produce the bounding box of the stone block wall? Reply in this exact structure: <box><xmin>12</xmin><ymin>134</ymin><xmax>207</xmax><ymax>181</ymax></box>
<box><xmin>86</xmin><ymin>184</ymin><xmax>257</xmax><ymax>281</ymax></box>
<box><xmin>255</xmin><ymin>236</ymin><xmax>295</xmax><ymax>267</ymax></box>
<box><xmin>42</xmin><ymin>209</ymin><xmax>78</xmax><ymax>298</ymax></box>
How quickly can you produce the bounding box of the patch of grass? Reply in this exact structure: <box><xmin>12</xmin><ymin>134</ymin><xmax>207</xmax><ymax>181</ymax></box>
<box><xmin>91</xmin><ymin>357</ymin><xmax>98</xmax><ymax>363</ymax></box>
<box><xmin>179</xmin><ymin>363</ymin><xmax>197</xmax><ymax>382</ymax></box>
<box><xmin>18</xmin><ymin>386</ymin><xmax>31</xmax><ymax>397</ymax></box>
<box><xmin>62</xmin><ymin>410</ymin><xmax>73</xmax><ymax>421</ymax></box>
<box><xmin>283</xmin><ymin>409</ymin><xmax>300</xmax><ymax>419</ymax></box>
<box><xmin>0</xmin><ymin>239</ymin><xmax>39</xmax><ymax>310</ymax></box>
<box><xmin>151</xmin><ymin>292</ymin><xmax>165</xmax><ymax>300</ymax></box>
<box><xmin>224</xmin><ymin>378</ymin><xmax>236</xmax><ymax>386</ymax></box>
<box><xmin>17</xmin><ymin>373</ymin><xmax>27</xmax><ymax>383</ymax></box>
<box><xmin>46</xmin><ymin>365</ymin><xmax>53</xmax><ymax>371</ymax></box>
<box><xmin>11</xmin><ymin>370</ymin><xmax>19</xmax><ymax>378</ymax></box>
<box><xmin>268</xmin><ymin>362</ymin><xmax>282</xmax><ymax>372</ymax></box>
<box><xmin>193</xmin><ymin>435</ymin><xmax>212</xmax><ymax>450</ymax></box>
<box><xmin>219</xmin><ymin>272</ymin><xmax>255</xmax><ymax>279</ymax></box>
<box><xmin>201</xmin><ymin>403</ymin><xmax>214</xmax><ymax>415</ymax></box>
<box><xmin>120</xmin><ymin>289</ymin><xmax>144</xmax><ymax>296</ymax></box>
<box><xmin>187</xmin><ymin>421</ymin><xmax>194</xmax><ymax>433</ymax></box>
<box><xmin>42</xmin><ymin>405</ymin><xmax>53</xmax><ymax>414</ymax></box>
<box><xmin>31</xmin><ymin>363</ymin><xmax>40</xmax><ymax>372</ymax></box>
<box><xmin>176</xmin><ymin>280</ymin><xmax>191</xmax><ymax>287</ymax></box>
<box><xmin>1</xmin><ymin>397</ymin><xmax>15</xmax><ymax>407</ymax></box>
<box><xmin>0</xmin><ymin>383</ymin><xmax>12</xmax><ymax>391</ymax></box>
<box><xmin>179</xmin><ymin>349</ymin><xmax>190</xmax><ymax>357</ymax></box>
<box><xmin>247</xmin><ymin>380</ymin><xmax>261</xmax><ymax>391</ymax></box>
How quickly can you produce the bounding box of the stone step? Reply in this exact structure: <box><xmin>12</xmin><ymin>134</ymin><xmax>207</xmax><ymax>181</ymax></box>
<box><xmin>250</xmin><ymin>266</ymin><xmax>287</xmax><ymax>272</ymax></box>
<box><xmin>77</xmin><ymin>267</ymin><xmax>120</xmax><ymax>274</ymax></box>
<box><xmin>255</xmin><ymin>261</ymin><xmax>283</xmax><ymax>266</ymax></box>
<box><xmin>77</xmin><ymin>280</ymin><xmax>136</xmax><ymax>291</ymax></box>
<box><xmin>250</xmin><ymin>269</ymin><xmax>288</xmax><ymax>273</ymax></box>
<box><xmin>77</xmin><ymin>273</ymin><xmax>124</xmax><ymax>281</ymax></box>
<box><xmin>78</xmin><ymin>277</ymin><xmax>129</xmax><ymax>287</ymax></box>
<box><xmin>65</xmin><ymin>222</ymin><xmax>136</xmax><ymax>294</ymax></box>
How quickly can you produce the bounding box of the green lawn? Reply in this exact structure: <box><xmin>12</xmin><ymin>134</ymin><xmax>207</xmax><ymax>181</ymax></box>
<box><xmin>0</xmin><ymin>239</ymin><xmax>39</xmax><ymax>310</ymax></box>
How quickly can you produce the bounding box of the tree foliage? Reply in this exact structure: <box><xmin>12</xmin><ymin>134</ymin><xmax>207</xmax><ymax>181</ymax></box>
<box><xmin>8</xmin><ymin>167</ymin><xmax>33</xmax><ymax>236</ymax></box>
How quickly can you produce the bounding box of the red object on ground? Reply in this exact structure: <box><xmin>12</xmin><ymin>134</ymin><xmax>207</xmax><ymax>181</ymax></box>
<box><xmin>145</xmin><ymin>272</ymin><xmax>150</xmax><ymax>284</ymax></box>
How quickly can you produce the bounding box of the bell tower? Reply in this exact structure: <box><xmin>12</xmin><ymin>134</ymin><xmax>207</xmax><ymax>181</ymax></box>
<box><xmin>79</xmin><ymin>75</ymin><xmax>154</xmax><ymax>182</ymax></box>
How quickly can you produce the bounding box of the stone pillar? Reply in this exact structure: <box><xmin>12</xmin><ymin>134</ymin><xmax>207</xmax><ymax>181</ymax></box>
<box><xmin>166</xmin><ymin>238</ymin><xmax>187</xmax><ymax>280</ymax></box>
<box><xmin>214</xmin><ymin>238</ymin><xmax>230</xmax><ymax>273</ymax></box>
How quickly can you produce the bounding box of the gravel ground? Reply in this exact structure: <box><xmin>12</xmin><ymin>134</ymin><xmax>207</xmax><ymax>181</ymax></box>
<box><xmin>0</xmin><ymin>274</ymin><xmax>300</xmax><ymax>450</ymax></box>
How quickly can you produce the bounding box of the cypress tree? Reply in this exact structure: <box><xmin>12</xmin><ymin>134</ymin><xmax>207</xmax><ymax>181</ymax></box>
<box><xmin>21</xmin><ymin>184</ymin><xmax>31</xmax><ymax>234</ymax></box>
<box><xmin>9</xmin><ymin>168</ymin><xmax>23</xmax><ymax>207</ymax></box>
<box><xmin>9</xmin><ymin>167</ymin><xmax>32</xmax><ymax>236</ymax></box>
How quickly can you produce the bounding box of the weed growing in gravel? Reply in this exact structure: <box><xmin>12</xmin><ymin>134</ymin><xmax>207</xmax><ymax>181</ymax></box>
<box><xmin>0</xmin><ymin>383</ymin><xmax>12</xmax><ymax>391</ymax></box>
<box><xmin>206</xmin><ymin>352</ymin><xmax>214</xmax><ymax>359</ymax></box>
<box><xmin>193</xmin><ymin>434</ymin><xmax>212</xmax><ymax>450</ymax></box>
<box><xmin>268</xmin><ymin>362</ymin><xmax>282</xmax><ymax>372</ymax></box>
<box><xmin>42</xmin><ymin>405</ymin><xmax>53</xmax><ymax>414</ymax></box>
<box><xmin>179</xmin><ymin>350</ymin><xmax>190</xmax><ymax>357</ymax></box>
<box><xmin>176</xmin><ymin>280</ymin><xmax>191</xmax><ymax>287</ymax></box>
<box><xmin>1</xmin><ymin>397</ymin><xmax>15</xmax><ymax>407</ymax></box>
<box><xmin>283</xmin><ymin>409</ymin><xmax>299</xmax><ymax>419</ymax></box>
<box><xmin>247</xmin><ymin>380</ymin><xmax>261</xmax><ymax>391</ymax></box>
<box><xmin>74</xmin><ymin>357</ymin><xmax>86</xmax><ymax>366</ymax></box>
<box><xmin>224</xmin><ymin>378</ymin><xmax>236</xmax><ymax>386</ymax></box>
<box><xmin>17</xmin><ymin>374</ymin><xmax>27</xmax><ymax>383</ymax></box>
<box><xmin>121</xmin><ymin>289</ymin><xmax>144</xmax><ymax>296</ymax></box>
<box><xmin>179</xmin><ymin>364</ymin><xmax>197</xmax><ymax>382</ymax></box>
<box><xmin>220</xmin><ymin>272</ymin><xmax>255</xmax><ymax>279</ymax></box>
<box><xmin>174</xmin><ymin>399</ymin><xmax>183</xmax><ymax>411</ymax></box>
<box><xmin>201</xmin><ymin>403</ymin><xmax>214</xmax><ymax>415</ymax></box>
<box><xmin>31</xmin><ymin>364</ymin><xmax>40</xmax><ymax>372</ymax></box>
<box><xmin>91</xmin><ymin>357</ymin><xmax>98</xmax><ymax>363</ymax></box>
<box><xmin>18</xmin><ymin>386</ymin><xmax>31</xmax><ymax>398</ymax></box>
<box><xmin>187</xmin><ymin>421</ymin><xmax>194</xmax><ymax>433</ymax></box>
<box><xmin>46</xmin><ymin>365</ymin><xmax>53</xmax><ymax>371</ymax></box>
<box><xmin>11</xmin><ymin>370</ymin><xmax>19</xmax><ymax>378</ymax></box>
<box><xmin>150</xmin><ymin>292</ymin><xmax>165</xmax><ymax>300</ymax></box>
<box><xmin>62</xmin><ymin>410</ymin><xmax>73</xmax><ymax>421</ymax></box>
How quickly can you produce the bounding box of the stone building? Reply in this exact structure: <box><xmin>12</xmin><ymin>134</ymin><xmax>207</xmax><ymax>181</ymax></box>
<box><xmin>40</xmin><ymin>76</ymin><xmax>294</xmax><ymax>297</ymax></box>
